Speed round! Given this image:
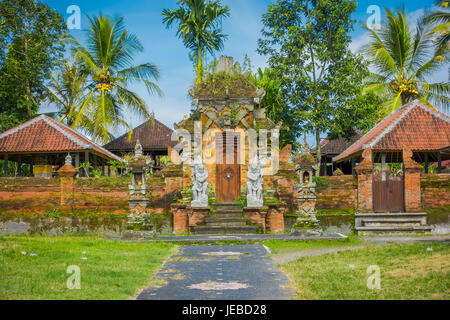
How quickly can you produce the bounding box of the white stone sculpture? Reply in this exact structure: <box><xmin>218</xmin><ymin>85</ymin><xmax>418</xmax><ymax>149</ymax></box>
<box><xmin>247</xmin><ymin>155</ymin><xmax>266</xmax><ymax>207</ymax></box>
<box><xmin>190</xmin><ymin>156</ymin><xmax>209</xmax><ymax>208</ymax></box>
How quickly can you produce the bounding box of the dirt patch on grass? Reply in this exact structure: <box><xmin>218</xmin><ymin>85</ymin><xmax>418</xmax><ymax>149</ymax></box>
<box><xmin>386</xmin><ymin>254</ymin><xmax>450</xmax><ymax>280</ymax></box>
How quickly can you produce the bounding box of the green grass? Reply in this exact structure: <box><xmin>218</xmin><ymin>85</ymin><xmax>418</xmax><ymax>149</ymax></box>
<box><xmin>281</xmin><ymin>243</ymin><xmax>450</xmax><ymax>300</ymax></box>
<box><xmin>0</xmin><ymin>235</ymin><xmax>176</xmax><ymax>300</ymax></box>
<box><xmin>262</xmin><ymin>236</ymin><xmax>363</xmax><ymax>255</ymax></box>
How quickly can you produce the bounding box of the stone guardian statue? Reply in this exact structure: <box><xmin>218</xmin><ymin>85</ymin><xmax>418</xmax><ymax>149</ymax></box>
<box><xmin>247</xmin><ymin>155</ymin><xmax>266</xmax><ymax>207</ymax></box>
<box><xmin>190</xmin><ymin>156</ymin><xmax>209</xmax><ymax>208</ymax></box>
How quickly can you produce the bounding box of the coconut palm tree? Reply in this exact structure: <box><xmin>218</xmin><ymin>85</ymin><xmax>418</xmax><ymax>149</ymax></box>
<box><xmin>162</xmin><ymin>0</ymin><xmax>230</xmax><ymax>84</ymax></box>
<box><xmin>424</xmin><ymin>1</ymin><xmax>450</xmax><ymax>52</ymax></box>
<box><xmin>362</xmin><ymin>8</ymin><xmax>449</xmax><ymax>115</ymax></box>
<box><xmin>71</xmin><ymin>15</ymin><xmax>162</xmax><ymax>143</ymax></box>
<box><xmin>46</xmin><ymin>62</ymin><xmax>91</xmax><ymax>127</ymax></box>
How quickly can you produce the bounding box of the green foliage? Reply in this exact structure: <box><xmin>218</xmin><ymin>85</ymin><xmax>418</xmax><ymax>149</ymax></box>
<box><xmin>71</xmin><ymin>15</ymin><xmax>161</xmax><ymax>144</ymax></box>
<box><xmin>77</xmin><ymin>162</ymin><xmax>92</xmax><ymax>177</ymax></box>
<box><xmin>194</xmin><ymin>71</ymin><xmax>256</xmax><ymax>98</ymax></box>
<box><xmin>362</xmin><ymin>8</ymin><xmax>449</xmax><ymax>113</ymax></box>
<box><xmin>162</xmin><ymin>0</ymin><xmax>230</xmax><ymax>84</ymax></box>
<box><xmin>313</xmin><ymin>176</ymin><xmax>329</xmax><ymax>189</ymax></box>
<box><xmin>91</xmin><ymin>169</ymin><xmax>103</xmax><ymax>179</ymax></box>
<box><xmin>258</xmin><ymin>0</ymin><xmax>380</xmax><ymax>158</ymax></box>
<box><xmin>252</xmin><ymin>67</ymin><xmax>301</xmax><ymax>148</ymax></box>
<box><xmin>0</xmin><ymin>0</ymin><xmax>67</xmax><ymax>131</ymax></box>
<box><xmin>44</xmin><ymin>208</ymin><xmax>60</xmax><ymax>218</ymax></box>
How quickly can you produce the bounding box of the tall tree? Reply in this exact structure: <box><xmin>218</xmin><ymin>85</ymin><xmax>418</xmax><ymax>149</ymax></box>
<box><xmin>424</xmin><ymin>1</ymin><xmax>450</xmax><ymax>52</ymax></box>
<box><xmin>252</xmin><ymin>67</ymin><xmax>301</xmax><ymax>149</ymax></box>
<box><xmin>71</xmin><ymin>15</ymin><xmax>162</xmax><ymax>144</ymax></box>
<box><xmin>362</xmin><ymin>8</ymin><xmax>449</xmax><ymax>114</ymax></box>
<box><xmin>46</xmin><ymin>61</ymin><xmax>98</xmax><ymax>136</ymax></box>
<box><xmin>162</xmin><ymin>0</ymin><xmax>230</xmax><ymax>84</ymax></box>
<box><xmin>0</xmin><ymin>0</ymin><xmax>67</xmax><ymax>130</ymax></box>
<box><xmin>258</xmin><ymin>0</ymin><xmax>378</xmax><ymax>164</ymax></box>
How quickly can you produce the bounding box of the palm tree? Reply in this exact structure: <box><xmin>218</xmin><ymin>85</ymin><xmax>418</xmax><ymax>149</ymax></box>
<box><xmin>362</xmin><ymin>8</ymin><xmax>449</xmax><ymax>115</ymax></box>
<box><xmin>46</xmin><ymin>62</ymin><xmax>91</xmax><ymax>126</ymax></box>
<box><xmin>71</xmin><ymin>15</ymin><xmax>162</xmax><ymax>143</ymax></box>
<box><xmin>424</xmin><ymin>1</ymin><xmax>450</xmax><ymax>52</ymax></box>
<box><xmin>162</xmin><ymin>0</ymin><xmax>230</xmax><ymax>84</ymax></box>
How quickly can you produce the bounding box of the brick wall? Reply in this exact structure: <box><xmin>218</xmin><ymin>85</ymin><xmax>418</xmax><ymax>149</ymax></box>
<box><xmin>421</xmin><ymin>174</ymin><xmax>450</xmax><ymax>211</ymax></box>
<box><xmin>315</xmin><ymin>176</ymin><xmax>357</xmax><ymax>211</ymax></box>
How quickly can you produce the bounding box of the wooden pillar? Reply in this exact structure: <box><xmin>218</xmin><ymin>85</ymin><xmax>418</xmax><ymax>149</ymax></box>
<box><xmin>101</xmin><ymin>159</ymin><xmax>105</xmax><ymax>176</ymax></box>
<box><xmin>437</xmin><ymin>153</ymin><xmax>442</xmax><ymax>174</ymax></box>
<box><xmin>424</xmin><ymin>153</ymin><xmax>429</xmax><ymax>174</ymax></box>
<box><xmin>30</xmin><ymin>156</ymin><xmax>34</xmax><ymax>177</ymax></box>
<box><xmin>93</xmin><ymin>154</ymin><xmax>98</xmax><ymax>170</ymax></box>
<box><xmin>75</xmin><ymin>153</ymin><xmax>80</xmax><ymax>178</ymax></box>
<box><xmin>17</xmin><ymin>155</ymin><xmax>22</xmax><ymax>177</ymax></box>
<box><xmin>3</xmin><ymin>154</ymin><xmax>8</xmax><ymax>177</ymax></box>
<box><xmin>84</xmin><ymin>151</ymin><xmax>90</xmax><ymax>177</ymax></box>
<box><xmin>351</xmin><ymin>157</ymin><xmax>356</xmax><ymax>176</ymax></box>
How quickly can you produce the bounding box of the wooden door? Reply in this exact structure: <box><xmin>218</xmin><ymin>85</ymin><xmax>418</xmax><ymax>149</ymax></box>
<box><xmin>216</xmin><ymin>132</ymin><xmax>241</xmax><ymax>203</ymax></box>
<box><xmin>373</xmin><ymin>170</ymin><xmax>405</xmax><ymax>212</ymax></box>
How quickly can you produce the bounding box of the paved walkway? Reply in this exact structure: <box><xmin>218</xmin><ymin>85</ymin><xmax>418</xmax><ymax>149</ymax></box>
<box><xmin>136</xmin><ymin>245</ymin><xmax>294</xmax><ymax>300</ymax></box>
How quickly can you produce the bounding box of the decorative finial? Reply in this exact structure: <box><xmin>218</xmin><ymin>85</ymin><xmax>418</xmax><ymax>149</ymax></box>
<box><xmin>134</xmin><ymin>139</ymin><xmax>143</xmax><ymax>160</ymax></box>
<box><xmin>303</xmin><ymin>137</ymin><xmax>311</xmax><ymax>155</ymax></box>
<box><xmin>65</xmin><ymin>153</ymin><xmax>72</xmax><ymax>166</ymax></box>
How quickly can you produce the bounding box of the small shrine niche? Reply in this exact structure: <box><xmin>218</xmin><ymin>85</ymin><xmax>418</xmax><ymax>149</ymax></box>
<box><xmin>294</xmin><ymin>139</ymin><xmax>322</xmax><ymax>234</ymax></box>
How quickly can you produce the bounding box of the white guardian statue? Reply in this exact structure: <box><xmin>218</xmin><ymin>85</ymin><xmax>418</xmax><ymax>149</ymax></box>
<box><xmin>190</xmin><ymin>156</ymin><xmax>209</xmax><ymax>208</ymax></box>
<box><xmin>247</xmin><ymin>155</ymin><xmax>266</xmax><ymax>207</ymax></box>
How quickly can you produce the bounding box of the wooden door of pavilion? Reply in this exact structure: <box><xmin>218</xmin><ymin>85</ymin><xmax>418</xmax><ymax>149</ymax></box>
<box><xmin>216</xmin><ymin>132</ymin><xmax>241</xmax><ymax>203</ymax></box>
<box><xmin>373</xmin><ymin>169</ymin><xmax>405</xmax><ymax>212</ymax></box>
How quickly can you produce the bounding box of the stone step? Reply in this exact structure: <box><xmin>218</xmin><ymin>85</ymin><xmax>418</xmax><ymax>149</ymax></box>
<box><xmin>192</xmin><ymin>225</ymin><xmax>258</xmax><ymax>235</ymax></box>
<box><xmin>205</xmin><ymin>217</ymin><xmax>247</xmax><ymax>224</ymax></box>
<box><xmin>356</xmin><ymin>226</ymin><xmax>432</xmax><ymax>235</ymax></box>
<box><xmin>214</xmin><ymin>209</ymin><xmax>243</xmax><ymax>214</ymax></box>
<box><xmin>363</xmin><ymin>219</ymin><xmax>424</xmax><ymax>227</ymax></box>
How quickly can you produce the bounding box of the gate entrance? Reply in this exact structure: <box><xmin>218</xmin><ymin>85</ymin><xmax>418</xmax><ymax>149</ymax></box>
<box><xmin>373</xmin><ymin>169</ymin><xmax>405</xmax><ymax>212</ymax></box>
<box><xmin>215</xmin><ymin>132</ymin><xmax>241</xmax><ymax>203</ymax></box>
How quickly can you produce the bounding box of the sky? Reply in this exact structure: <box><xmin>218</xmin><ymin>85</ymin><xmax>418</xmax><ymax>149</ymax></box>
<box><xmin>40</xmin><ymin>0</ymin><xmax>447</xmax><ymax>145</ymax></box>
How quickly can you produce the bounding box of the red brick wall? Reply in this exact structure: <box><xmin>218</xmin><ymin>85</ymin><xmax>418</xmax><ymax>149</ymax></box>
<box><xmin>421</xmin><ymin>174</ymin><xmax>450</xmax><ymax>210</ymax></box>
<box><xmin>315</xmin><ymin>176</ymin><xmax>357</xmax><ymax>211</ymax></box>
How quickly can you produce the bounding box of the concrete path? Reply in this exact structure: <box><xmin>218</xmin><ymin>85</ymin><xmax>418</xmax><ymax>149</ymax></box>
<box><xmin>136</xmin><ymin>245</ymin><xmax>294</xmax><ymax>300</ymax></box>
<box><xmin>362</xmin><ymin>235</ymin><xmax>450</xmax><ymax>243</ymax></box>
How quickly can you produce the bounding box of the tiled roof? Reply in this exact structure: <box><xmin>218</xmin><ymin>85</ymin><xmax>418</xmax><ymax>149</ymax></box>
<box><xmin>104</xmin><ymin>118</ymin><xmax>176</xmax><ymax>152</ymax></box>
<box><xmin>0</xmin><ymin>115</ymin><xmax>121</xmax><ymax>161</ymax></box>
<box><xmin>319</xmin><ymin>130</ymin><xmax>363</xmax><ymax>156</ymax></box>
<box><xmin>334</xmin><ymin>100</ymin><xmax>450</xmax><ymax>162</ymax></box>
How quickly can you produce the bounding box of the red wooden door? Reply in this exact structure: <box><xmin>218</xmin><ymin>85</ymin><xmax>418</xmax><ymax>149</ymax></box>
<box><xmin>373</xmin><ymin>170</ymin><xmax>405</xmax><ymax>212</ymax></box>
<box><xmin>216</xmin><ymin>132</ymin><xmax>240</xmax><ymax>203</ymax></box>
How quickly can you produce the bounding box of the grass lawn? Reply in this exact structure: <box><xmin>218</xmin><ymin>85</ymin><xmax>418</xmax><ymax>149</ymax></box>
<box><xmin>263</xmin><ymin>235</ymin><xmax>365</xmax><ymax>255</ymax></box>
<box><xmin>0</xmin><ymin>235</ymin><xmax>176</xmax><ymax>300</ymax></box>
<box><xmin>281</xmin><ymin>243</ymin><xmax>450</xmax><ymax>300</ymax></box>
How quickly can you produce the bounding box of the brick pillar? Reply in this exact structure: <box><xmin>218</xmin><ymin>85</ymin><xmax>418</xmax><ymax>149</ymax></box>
<box><xmin>354</xmin><ymin>149</ymin><xmax>374</xmax><ymax>213</ymax></box>
<box><xmin>267</xmin><ymin>204</ymin><xmax>285</xmax><ymax>234</ymax></box>
<box><xmin>57</xmin><ymin>164</ymin><xmax>77</xmax><ymax>207</ymax></box>
<box><xmin>171</xmin><ymin>204</ymin><xmax>190</xmax><ymax>234</ymax></box>
<box><xmin>403</xmin><ymin>148</ymin><xmax>423</xmax><ymax>212</ymax></box>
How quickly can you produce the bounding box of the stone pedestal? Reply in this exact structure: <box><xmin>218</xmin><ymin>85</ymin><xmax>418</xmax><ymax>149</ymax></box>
<box><xmin>172</xmin><ymin>204</ymin><xmax>190</xmax><ymax>234</ymax></box>
<box><xmin>57</xmin><ymin>164</ymin><xmax>77</xmax><ymax>207</ymax></box>
<box><xmin>189</xmin><ymin>207</ymin><xmax>211</xmax><ymax>229</ymax></box>
<box><xmin>243</xmin><ymin>207</ymin><xmax>268</xmax><ymax>233</ymax></box>
<box><xmin>267</xmin><ymin>204</ymin><xmax>285</xmax><ymax>234</ymax></box>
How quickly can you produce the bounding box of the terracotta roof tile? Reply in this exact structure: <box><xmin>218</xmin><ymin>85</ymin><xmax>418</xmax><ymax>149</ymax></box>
<box><xmin>319</xmin><ymin>130</ymin><xmax>363</xmax><ymax>156</ymax></box>
<box><xmin>104</xmin><ymin>119</ymin><xmax>176</xmax><ymax>152</ymax></box>
<box><xmin>334</xmin><ymin>101</ymin><xmax>450</xmax><ymax>162</ymax></box>
<box><xmin>0</xmin><ymin>115</ymin><xmax>121</xmax><ymax>161</ymax></box>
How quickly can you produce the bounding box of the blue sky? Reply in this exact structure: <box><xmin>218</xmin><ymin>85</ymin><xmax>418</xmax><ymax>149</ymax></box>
<box><xmin>41</xmin><ymin>0</ymin><xmax>446</xmax><ymax>144</ymax></box>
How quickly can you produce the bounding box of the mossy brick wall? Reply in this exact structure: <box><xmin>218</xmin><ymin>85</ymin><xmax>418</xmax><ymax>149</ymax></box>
<box><xmin>314</xmin><ymin>176</ymin><xmax>358</xmax><ymax>211</ymax></box>
<box><xmin>0</xmin><ymin>178</ymin><xmax>61</xmax><ymax>214</ymax></box>
<box><xmin>0</xmin><ymin>176</ymin><xmax>171</xmax><ymax>216</ymax></box>
<box><xmin>421</xmin><ymin>174</ymin><xmax>450</xmax><ymax>211</ymax></box>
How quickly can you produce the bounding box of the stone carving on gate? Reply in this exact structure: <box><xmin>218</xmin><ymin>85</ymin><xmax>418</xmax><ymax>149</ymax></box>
<box><xmin>190</xmin><ymin>156</ymin><xmax>209</xmax><ymax>208</ymax></box>
<box><xmin>247</xmin><ymin>155</ymin><xmax>266</xmax><ymax>208</ymax></box>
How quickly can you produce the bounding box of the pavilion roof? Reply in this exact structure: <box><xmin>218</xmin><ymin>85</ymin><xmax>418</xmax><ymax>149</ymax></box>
<box><xmin>104</xmin><ymin>118</ymin><xmax>176</xmax><ymax>152</ymax></box>
<box><xmin>333</xmin><ymin>100</ymin><xmax>450</xmax><ymax>162</ymax></box>
<box><xmin>0</xmin><ymin>115</ymin><xmax>121</xmax><ymax>161</ymax></box>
